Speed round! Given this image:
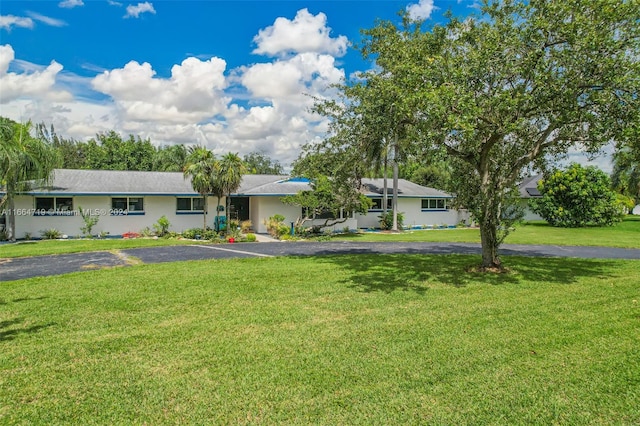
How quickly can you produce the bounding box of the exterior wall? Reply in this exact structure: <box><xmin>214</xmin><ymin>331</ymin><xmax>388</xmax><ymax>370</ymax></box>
<box><xmin>12</xmin><ymin>194</ymin><xmax>222</xmax><ymax>238</ymax></box>
<box><xmin>12</xmin><ymin>193</ymin><xmax>466</xmax><ymax>238</ymax></box>
<box><xmin>251</xmin><ymin>196</ymin><xmax>302</xmax><ymax>234</ymax></box>
<box><xmin>520</xmin><ymin>200</ymin><xmax>544</xmax><ymax>221</ymax></box>
<box><xmin>356</xmin><ymin>198</ymin><xmax>461</xmax><ymax>229</ymax></box>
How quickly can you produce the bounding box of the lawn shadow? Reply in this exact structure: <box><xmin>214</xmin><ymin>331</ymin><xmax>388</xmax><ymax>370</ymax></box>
<box><xmin>0</xmin><ymin>317</ymin><xmax>56</xmax><ymax>342</ymax></box>
<box><xmin>311</xmin><ymin>253</ymin><xmax>616</xmax><ymax>294</ymax></box>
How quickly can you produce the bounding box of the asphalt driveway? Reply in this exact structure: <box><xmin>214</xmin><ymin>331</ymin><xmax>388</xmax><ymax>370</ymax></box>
<box><xmin>2</xmin><ymin>241</ymin><xmax>640</xmax><ymax>282</ymax></box>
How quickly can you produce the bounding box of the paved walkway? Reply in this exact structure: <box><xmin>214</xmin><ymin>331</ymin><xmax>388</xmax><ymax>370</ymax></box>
<box><xmin>2</xmin><ymin>241</ymin><xmax>639</xmax><ymax>282</ymax></box>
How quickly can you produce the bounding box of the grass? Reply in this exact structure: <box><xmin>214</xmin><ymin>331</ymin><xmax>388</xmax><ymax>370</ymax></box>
<box><xmin>334</xmin><ymin>216</ymin><xmax>640</xmax><ymax>249</ymax></box>
<box><xmin>0</xmin><ymin>237</ymin><xmax>208</xmax><ymax>259</ymax></box>
<box><xmin>1</xmin><ymin>254</ymin><xmax>639</xmax><ymax>424</ymax></box>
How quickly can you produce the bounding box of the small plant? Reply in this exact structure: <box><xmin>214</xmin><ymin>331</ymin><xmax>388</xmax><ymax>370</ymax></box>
<box><xmin>23</xmin><ymin>232</ymin><xmax>32</xmax><ymax>240</ymax></box>
<box><xmin>264</xmin><ymin>214</ymin><xmax>290</xmax><ymax>238</ymax></box>
<box><xmin>99</xmin><ymin>231</ymin><xmax>110</xmax><ymax>239</ymax></box>
<box><xmin>245</xmin><ymin>233</ymin><xmax>257</xmax><ymax>242</ymax></box>
<box><xmin>78</xmin><ymin>205</ymin><xmax>99</xmax><ymax>237</ymax></box>
<box><xmin>200</xmin><ymin>229</ymin><xmax>218</xmax><ymax>240</ymax></box>
<box><xmin>0</xmin><ymin>229</ymin><xmax>7</xmax><ymax>241</ymax></box>
<box><xmin>378</xmin><ymin>211</ymin><xmax>405</xmax><ymax>230</ymax></box>
<box><xmin>153</xmin><ymin>215</ymin><xmax>171</xmax><ymax>237</ymax></box>
<box><xmin>140</xmin><ymin>227</ymin><xmax>154</xmax><ymax>237</ymax></box>
<box><xmin>240</xmin><ymin>220</ymin><xmax>252</xmax><ymax>233</ymax></box>
<box><xmin>41</xmin><ymin>228</ymin><xmax>62</xmax><ymax>240</ymax></box>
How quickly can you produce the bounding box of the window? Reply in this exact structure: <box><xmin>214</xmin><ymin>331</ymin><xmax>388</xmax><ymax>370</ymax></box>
<box><xmin>176</xmin><ymin>197</ymin><xmax>204</xmax><ymax>213</ymax></box>
<box><xmin>111</xmin><ymin>197</ymin><xmax>144</xmax><ymax>215</ymax></box>
<box><xmin>369</xmin><ymin>198</ymin><xmax>392</xmax><ymax>211</ymax></box>
<box><xmin>421</xmin><ymin>198</ymin><xmax>449</xmax><ymax>210</ymax></box>
<box><xmin>34</xmin><ymin>197</ymin><xmax>74</xmax><ymax>215</ymax></box>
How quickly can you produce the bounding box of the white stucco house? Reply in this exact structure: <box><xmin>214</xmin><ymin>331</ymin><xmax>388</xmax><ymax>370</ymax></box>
<box><xmin>2</xmin><ymin>169</ymin><xmax>467</xmax><ymax>238</ymax></box>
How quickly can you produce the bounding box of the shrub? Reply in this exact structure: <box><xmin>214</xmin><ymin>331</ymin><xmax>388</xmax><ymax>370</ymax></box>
<box><xmin>245</xmin><ymin>233</ymin><xmax>257</xmax><ymax>242</ymax></box>
<box><xmin>240</xmin><ymin>220</ymin><xmax>253</xmax><ymax>233</ymax></box>
<box><xmin>41</xmin><ymin>228</ymin><xmax>62</xmax><ymax>240</ymax></box>
<box><xmin>264</xmin><ymin>214</ymin><xmax>290</xmax><ymax>238</ymax></box>
<box><xmin>153</xmin><ymin>216</ymin><xmax>171</xmax><ymax>237</ymax></box>
<box><xmin>0</xmin><ymin>229</ymin><xmax>7</xmax><ymax>241</ymax></box>
<box><xmin>122</xmin><ymin>232</ymin><xmax>140</xmax><ymax>239</ymax></box>
<box><xmin>24</xmin><ymin>232</ymin><xmax>32</xmax><ymax>240</ymax></box>
<box><xmin>78</xmin><ymin>205</ymin><xmax>100</xmax><ymax>237</ymax></box>
<box><xmin>531</xmin><ymin>164</ymin><xmax>624</xmax><ymax>227</ymax></box>
<box><xmin>200</xmin><ymin>229</ymin><xmax>218</xmax><ymax>240</ymax></box>
<box><xmin>378</xmin><ymin>211</ymin><xmax>405</xmax><ymax>230</ymax></box>
<box><xmin>181</xmin><ymin>228</ymin><xmax>200</xmax><ymax>239</ymax></box>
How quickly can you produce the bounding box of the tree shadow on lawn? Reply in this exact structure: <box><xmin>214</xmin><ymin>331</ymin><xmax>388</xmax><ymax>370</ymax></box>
<box><xmin>309</xmin><ymin>254</ymin><xmax>615</xmax><ymax>294</ymax></box>
<box><xmin>0</xmin><ymin>317</ymin><xmax>56</xmax><ymax>342</ymax></box>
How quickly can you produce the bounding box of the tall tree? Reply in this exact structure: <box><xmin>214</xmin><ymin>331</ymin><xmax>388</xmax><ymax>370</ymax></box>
<box><xmin>350</xmin><ymin>0</ymin><xmax>640</xmax><ymax>269</ymax></box>
<box><xmin>611</xmin><ymin>137</ymin><xmax>640</xmax><ymax>202</ymax></box>
<box><xmin>153</xmin><ymin>144</ymin><xmax>187</xmax><ymax>172</ymax></box>
<box><xmin>243</xmin><ymin>151</ymin><xmax>283</xmax><ymax>175</ymax></box>
<box><xmin>218</xmin><ymin>152</ymin><xmax>247</xmax><ymax>230</ymax></box>
<box><xmin>183</xmin><ymin>146</ymin><xmax>217</xmax><ymax>232</ymax></box>
<box><xmin>0</xmin><ymin>118</ymin><xmax>59</xmax><ymax>241</ymax></box>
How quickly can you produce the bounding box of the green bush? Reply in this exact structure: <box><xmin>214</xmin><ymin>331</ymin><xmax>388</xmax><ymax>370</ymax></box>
<box><xmin>153</xmin><ymin>216</ymin><xmax>171</xmax><ymax>237</ymax></box>
<box><xmin>264</xmin><ymin>214</ymin><xmax>290</xmax><ymax>238</ymax></box>
<box><xmin>378</xmin><ymin>211</ymin><xmax>405</xmax><ymax>230</ymax></box>
<box><xmin>531</xmin><ymin>164</ymin><xmax>624</xmax><ymax>227</ymax></box>
<box><xmin>245</xmin><ymin>233</ymin><xmax>257</xmax><ymax>242</ymax></box>
<box><xmin>78</xmin><ymin>205</ymin><xmax>99</xmax><ymax>237</ymax></box>
<box><xmin>41</xmin><ymin>228</ymin><xmax>62</xmax><ymax>240</ymax></box>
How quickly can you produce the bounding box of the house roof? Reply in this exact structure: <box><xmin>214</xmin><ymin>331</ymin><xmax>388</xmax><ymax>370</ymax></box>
<box><xmin>20</xmin><ymin>169</ymin><xmax>452</xmax><ymax>198</ymax></box>
<box><xmin>519</xmin><ymin>175</ymin><xmax>542</xmax><ymax>198</ymax></box>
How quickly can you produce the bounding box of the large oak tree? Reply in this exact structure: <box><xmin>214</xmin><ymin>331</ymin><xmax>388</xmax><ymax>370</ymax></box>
<box><xmin>321</xmin><ymin>0</ymin><xmax>639</xmax><ymax>269</ymax></box>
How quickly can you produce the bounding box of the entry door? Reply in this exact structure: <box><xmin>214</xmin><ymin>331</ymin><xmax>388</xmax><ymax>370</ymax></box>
<box><xmin>229</xmin><ymin>197</ymin><xmax>250</xmax><ymax>221</ymax></box>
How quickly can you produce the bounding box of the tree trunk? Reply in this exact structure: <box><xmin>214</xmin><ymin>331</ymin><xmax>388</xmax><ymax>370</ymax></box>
<box><xmin>391</xmin><ymin>138</ymin><xmax>399</xmax><ymax>232</ymax></box>
<box><xmin>382</xmin><ymin>146</ymin><xmax>388</xmax><ymax>214</ymax></box>
<box><xmin>203</xmin><ymin>195</ymin><xmax>209</xmax><ymax>232</ymax></box>
<box><xmin>479</xmin><ymin>220</ymin><xmax>501</xmax><ymax>269</ymax></box>
<box><xmin>7</xmin><ymin>193</ymin><xmax>16</xmax><ymax>242</ymax></box>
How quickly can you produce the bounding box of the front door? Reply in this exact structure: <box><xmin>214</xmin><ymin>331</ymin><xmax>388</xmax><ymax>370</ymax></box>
<box><xmin>229</xmin><ymin>197</ymin><xmax>250</xmax><ymax>221</ymax></box>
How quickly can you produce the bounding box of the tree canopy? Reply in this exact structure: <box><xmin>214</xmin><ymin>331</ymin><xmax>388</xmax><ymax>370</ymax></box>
<box><xmin>1</xmin><ymin>118</ymin><xmax>60</xmax><ymax>241</ymax></box>
<box><xmin>311</xmin><ymin>0</ymin><xmax>640</xmax><ymax>268</ymax></box>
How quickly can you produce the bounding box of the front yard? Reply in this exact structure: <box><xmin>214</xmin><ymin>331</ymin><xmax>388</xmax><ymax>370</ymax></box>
<box><xmin>1</xmin><ymin>254</ymin><xmax>639</xmax><ymax>423</ymax></box>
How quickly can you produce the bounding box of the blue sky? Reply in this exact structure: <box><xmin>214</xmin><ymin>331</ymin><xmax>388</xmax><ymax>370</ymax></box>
<box><xmin>0</xmin><ymin>0</ymin><xmax>610</xmax><ymax>170</ymax></box>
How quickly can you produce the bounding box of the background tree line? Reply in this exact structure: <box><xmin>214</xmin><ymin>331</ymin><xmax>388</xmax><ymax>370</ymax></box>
<box><xmin>33</xmin><ymin>122</ymin><xmax>283</xmax><ymax>174</ymax></box>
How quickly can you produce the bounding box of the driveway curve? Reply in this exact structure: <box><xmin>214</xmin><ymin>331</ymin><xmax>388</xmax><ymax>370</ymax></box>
<box><xmin>2</xmin><ymin>241</ymin><xmax>640</xmax><ymax>282</ymax></box>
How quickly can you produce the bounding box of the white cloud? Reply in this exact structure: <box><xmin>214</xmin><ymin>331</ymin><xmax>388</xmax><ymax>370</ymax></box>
<box><xmin>0</xmin><ymin>15</ymin><xmax>34</xmax><ymax>30</ymax></box>
<box><xmin>0</xmin><ymin>44</ymin><xmax>72</xmax><ymax>104</ymax></box>
<box><xmin>108</xmin><ymin>0</ymin><xmax>123</xmax><ymax>6</ymax></box>
<box><xmin>26</xmin><ymin>12</ymin><xmax>67</xmax><ymax>27</ymax></box>
<box><xmin>124</xmin><ymin>2</ymin><xmax>156</xmax><ymax>19</ymax></box>
<box><xmin>253</xmin><ymin>8</ymin><xmax>348</xmax><ymax>57</ymax></box>
<box><xmin>91</xmin><ymin>56</ymin><xmax>229</xmax><ymax>123</ymax></box>
<box><xmin>59</xmin><ymin>0</ymin><xmax>84</xmax><ymax>9</ymax></box>
<box><xmin>241</xmin><ymin>53</ymin><xmax>343</xmax><ymax>102</ymax></box>
<box><xmin>406</xmin><ymin>0</ymin><xmax>437</xmax><ymax>20</ymax></box>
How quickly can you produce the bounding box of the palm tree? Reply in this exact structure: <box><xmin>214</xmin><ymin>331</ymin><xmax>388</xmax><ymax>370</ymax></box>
<box><xmin>218</xmin><ymin>153</ymin><xmax>247</xmax><ymax>233</ymax></box>
<box><xmin>612</xmin><ymin>144</ymin><xmax>640</xmax><ymax>202</ymax></box>
<box><xmin>1</xmin><ymin>118</ymin><xmax>59</xmax><ymax>241</ymax></box>
<box><xmin>183</xmin><ymin>146</ymin><xmax>217</xmax><ymax>232</ymax></box>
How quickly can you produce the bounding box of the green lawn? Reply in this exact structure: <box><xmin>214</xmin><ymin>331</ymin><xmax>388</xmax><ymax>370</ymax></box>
<box><xmin>1</xmin><ymin>255</ymin><xmax>639</xmax><ymax>424</ymax></box>
<box><xmin>334</xmin><ymin>216</ymin><xmax>640</xmax><ymax>249</ymax></box>
<box><xmin>0</xmin><ymin>237</ymin><xmax>208</xmax><ymax>259</ymax></box>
